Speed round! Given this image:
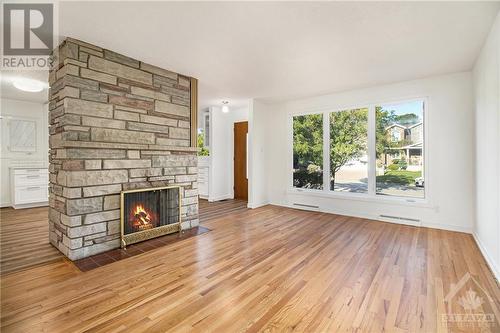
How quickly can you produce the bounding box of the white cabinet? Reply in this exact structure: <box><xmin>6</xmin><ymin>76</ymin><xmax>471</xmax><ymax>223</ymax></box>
<box><xmin>10</xmin><ymin>168</ymin><xmax>49</xmax><ymax>209</ymax></box>
<box><xmin>203</xmin><ymin>111</ymin><xmax>210</xmax><ymax>148</ymax></box>
<box><xmin>198</xmin><ymin>156</ymin><xmax>210</xmax><ymax>199</ymax></box>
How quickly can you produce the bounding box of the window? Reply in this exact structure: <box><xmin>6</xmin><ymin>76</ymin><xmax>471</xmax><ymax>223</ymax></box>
<box><xmin>292</xmin><ymin>114</ymin><xmax>323</xmax><ymax>189</ymax></box>
<box><xmin>290</xmin><ymin>99</ymin><xmax>425</xmax><ymax>200</ymax></box>
<box><xmin>376</xmin><ymin>101</ymin><xmax>424</xmax><ymax>198</ymax></box>
<box><xmin>330</xmin><ymin>108</ymin><xmax>368</xmax><ymax>193</ymax></box>
<box><xmin>391</xmin><ymin>128</ymin><xmax>401</xmax><ymax>142</ymax></box>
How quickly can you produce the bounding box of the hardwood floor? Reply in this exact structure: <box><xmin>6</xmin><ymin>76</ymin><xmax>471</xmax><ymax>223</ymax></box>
<box><xmin>199</xmin><ymin>198</ymin><xmax>248</xmax><ymax>222</ymax></box>
<box><xmin>0</xmin><ymin>200</ymin><xmax>246</xmax><ymax>275</ymax></box>
<box><xmin>0</xmin><ymin>207</ymin><xmax>64</xmax><ymax>274</ymax></box>
<box><xmin>1</xmin><ymin>205</ymin><xmax>499</xmax><ymax>332</ymax></box>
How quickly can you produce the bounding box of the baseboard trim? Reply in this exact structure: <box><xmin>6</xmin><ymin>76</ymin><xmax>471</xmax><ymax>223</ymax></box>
<box><xmin>276</xmin><ymin>201</ymin><xmax>472</xmax><ymax>233</ymax></box>
<box><xmin>281</xmin><ymin>202</ymin><xmax>379</xmax><ymax>222</ymax></box>
<box><xmin>421</xmin><ymin>222</ymin><xmax>472</xmax><ymax>234</ymax></box>
<box><xmin>247</xmin><ymin>201</ymin><xmax>269</xmax><ymax>209</ymax></box>
<box><xmin>472</xmin><ymin>232</ymin><xmax>500</xmax><ymax>282</ymax></box>
<box><xmin>11</xmin><ymin>202</ymin><xmax>49</xmax><ymax>209</ymax></box>
<box><xmin>208</xmin><ymin>194</ymin><xmax>233</xmax><ymax>202</ymax></box>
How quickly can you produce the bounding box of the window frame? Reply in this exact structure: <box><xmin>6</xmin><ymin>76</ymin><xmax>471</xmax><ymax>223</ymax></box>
<box><xmin>290</xmin><ymin>112</ymin><xmax>325</xmax><ymax>190</ymax></box>
<box><xmin>288</xmin><ymin>110</ymin><xmax>326</xmax><ymax>191</ymax></box>
<box><xmin>287</xmin><ymin>97</ymin><xmax>429</xmax><ymax>205</ymax></box>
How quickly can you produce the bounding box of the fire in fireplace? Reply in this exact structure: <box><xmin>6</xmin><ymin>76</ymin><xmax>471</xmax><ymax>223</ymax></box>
<box><xmin>131</xmin><ymin>204</ymin><xmax>153</xmax><ymax>231</ymax></box>
<box><xmin>121</xmin><ymin>186</ymin><xmax>181</xmax><ymax>247</ymax></box>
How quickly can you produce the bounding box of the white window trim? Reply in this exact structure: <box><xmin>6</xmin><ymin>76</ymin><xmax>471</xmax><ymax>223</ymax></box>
<box><xmin>287</xmin><ymin>96</ymin><xmax>429</xmax><ymax>205</ymax></box>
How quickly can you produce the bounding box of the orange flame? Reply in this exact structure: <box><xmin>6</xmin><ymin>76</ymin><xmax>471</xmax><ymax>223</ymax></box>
<box><xmin>133</xmin><ymin>204</ymin><xmax>151</xmax><ymax>226</ymax></box>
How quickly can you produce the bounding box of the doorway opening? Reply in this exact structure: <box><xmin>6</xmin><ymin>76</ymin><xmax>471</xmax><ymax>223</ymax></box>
<box><xmin>234</xmin><ymin>121</ymin><xmax>248</xmax><ymax>201</ymax></box>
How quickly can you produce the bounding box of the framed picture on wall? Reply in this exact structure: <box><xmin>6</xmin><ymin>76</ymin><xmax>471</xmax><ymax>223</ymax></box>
<box><xmin>9</xmin><ymin>119</ymin><xmax>37</xmax><ymax>153</ymax></box>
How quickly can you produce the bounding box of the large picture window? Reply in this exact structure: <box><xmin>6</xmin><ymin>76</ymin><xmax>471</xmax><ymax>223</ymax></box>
<box><xmin>292</xmin><ymin>114</ymin><xmax>323</xmax><ymax>189</ymax></box>
<box><xmin>330</xmin><ymin>108</ymin><xmax>368</xmax><ymax>193</ymax></box>
<box><xmin>290</xmin><ymin>99</ymin><xmax>425</xmax><ymax>200</ymax></box>
<box><xmin>376</xmin><ymin>101</ymin><xmax>424</xmax><ymax>198</ymax></box>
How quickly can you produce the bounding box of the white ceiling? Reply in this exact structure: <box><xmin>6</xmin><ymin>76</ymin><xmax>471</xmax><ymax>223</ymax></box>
<box><xmin>3</xmin><ymin>2</ymin><xmax>499</xmax><ymax>108</ymax></box>
<box><xmin>0</xmin><ymin>70</ymin><xmax>48</xmax><ymax>103</ymax></box>
<box><xmin>57</xmin><ymin>1</ymin><xmax>499</xmax><ymax>109</ymax></box>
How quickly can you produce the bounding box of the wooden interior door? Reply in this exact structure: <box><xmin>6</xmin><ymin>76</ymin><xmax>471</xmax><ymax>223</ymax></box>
<box><xmin>234</xmin><ymin>121</ymin><xmax>248</xmax><ymax>200</ymax></box>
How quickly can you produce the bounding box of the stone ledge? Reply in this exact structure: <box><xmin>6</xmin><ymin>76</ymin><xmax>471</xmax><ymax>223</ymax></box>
<box><xmin>146</xmin><ymin>145</ymin><xmax>198</xmax><ymax>152</ymax></box>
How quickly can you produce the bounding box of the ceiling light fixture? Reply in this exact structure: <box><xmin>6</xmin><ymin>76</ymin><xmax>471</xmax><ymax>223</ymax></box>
<box><xmin>221</xmin><ymin>101</ymin><xmax>229</xmax><ymax>113</ymax></box>
<box><xmin>12</xmin><ymin>78</ymin><xmax>46</xmax><ymax>92</ymax></box>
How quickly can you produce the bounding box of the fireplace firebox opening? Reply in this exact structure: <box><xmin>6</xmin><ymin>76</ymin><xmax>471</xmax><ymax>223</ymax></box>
<box><xmin>120</xmin><ymin>186</ymin><xmax>181</xmax><ymax>247</ymax></box>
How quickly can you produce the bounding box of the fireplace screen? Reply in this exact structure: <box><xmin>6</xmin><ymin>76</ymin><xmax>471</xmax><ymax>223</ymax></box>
<box><xmin>121</xmin><ymin>186</ymin><xmax>181</xmax><ymax>247</ymax></box>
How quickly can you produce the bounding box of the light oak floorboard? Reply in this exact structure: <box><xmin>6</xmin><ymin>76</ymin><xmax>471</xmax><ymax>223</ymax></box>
<box><xmin>1</xmin><ymin>205</ymin><xmax>499</xmax><ymax>332</ymax></box>
<box><xmin>0</xmin><ymin>207</ymin><xmax>64</xmax><ymax>275</ymax></box>
<box><xmin>199</xmin><ymin>199</ymin><xmax>248</xmax><ymax>222</ymax></box>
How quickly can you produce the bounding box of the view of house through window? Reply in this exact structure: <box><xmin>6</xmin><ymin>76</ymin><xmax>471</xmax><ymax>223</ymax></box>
<box><xmin>330</xmin><ymin>108</ymin><xmax>368</xmax><ymax>193</ymax></box>
<box><xmin>291</xmin><ymin>99</ymin><xmax>425</xmax><ymax>199</ymax></box>
<box><xmin>375</xmin><ymin>100</ymin><xmax>424</xmax><ymax>198</ymax></box>
<box><xmin>293</xmin><ymin>114</ymin><xmax>323</xmax><ymax>189</ymax></box>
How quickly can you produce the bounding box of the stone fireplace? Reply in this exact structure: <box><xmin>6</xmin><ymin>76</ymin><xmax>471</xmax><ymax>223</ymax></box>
<box><xmin>121</xmin><ymin>186</ymin><xmax>181</xmax><ymax>247</ymax></box>
<box><xmin>48</xmin><ymin>38</ymin><xmax>199</xmax><ymax>260</ymax></box>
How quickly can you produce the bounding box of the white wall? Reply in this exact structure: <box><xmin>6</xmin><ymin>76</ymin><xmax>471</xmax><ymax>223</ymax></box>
<box><xmin>0</xmin><ymin>99</ymin><xmax>49</xmax><ymax>207</ymax></box>
<box><xmin>472</xmin><ymin>12</ymin><xmax>500</xmax><ymax>280</ymax></box>
<box><xmin>209</xmin><ymin>104</ymin><xmax>249</xmax><ymax>201</ymax></box>
<box><xmin>251</xmin><ymin>72</ymin><xmax>475</xmax><ymax>233</ymax></box>
<box><xmin>248</xmin><ymin>100</ymin><xmax>271</xmax><ymax>208</ymax></box>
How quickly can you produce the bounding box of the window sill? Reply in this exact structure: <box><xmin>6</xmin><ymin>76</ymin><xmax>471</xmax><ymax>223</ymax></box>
<box><xmin>286</xmin><ymin>188</ymin><xmax>434</xmax><ymax>209</ymax></box>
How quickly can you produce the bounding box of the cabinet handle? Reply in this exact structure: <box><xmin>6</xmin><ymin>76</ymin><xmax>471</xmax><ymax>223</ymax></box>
<box><xmin>27</xmin><ymin>175</ymin><xmax>40</xmax><ymax>179</ymax></box>
<box><xmin>27</xmin><ymin>186</ymin><xmax>41</xmax><ymax>190</ymax></box>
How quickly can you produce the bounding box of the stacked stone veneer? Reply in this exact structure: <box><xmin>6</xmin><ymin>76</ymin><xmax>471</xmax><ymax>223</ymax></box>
<box><xmin>48</xmin><ymin>38</ymin><xmax>198</xmax><ymax>260</ymax></box>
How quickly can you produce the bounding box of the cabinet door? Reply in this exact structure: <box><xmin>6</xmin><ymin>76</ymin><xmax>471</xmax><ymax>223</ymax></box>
<box><xmin>15</xmin><ymin>186</ymin><xmax>48</xmax><ymax>204</ymax></box>
<box><xmin>14</xmin><ymin>173</ymin><xmax>48</xmax><ymax>186</ymax></box>
<box><xmin>204</xmin><ymin>113</ymin><xmax>210</xmax><ymax>147</ymax></box>
<box><xmin>198</xmin><ymin>167</ymin><xmax>209</xmax><ymax>196</ymax></box>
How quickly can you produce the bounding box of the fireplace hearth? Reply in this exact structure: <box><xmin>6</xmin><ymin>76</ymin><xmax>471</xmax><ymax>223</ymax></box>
<box><xmin>121</xmin><ymin>186</ymin><xmax>181</xmax><ymax>247</ymax></box>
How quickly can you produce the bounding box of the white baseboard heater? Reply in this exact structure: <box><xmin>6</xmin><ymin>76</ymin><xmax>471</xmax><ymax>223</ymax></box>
<box><xmin>293</xmin><ymin>203</ymin><xmax>320</xmax><ymax>210</ymax></box>
<box><xmin>379</xmin><ymin>214</ymin><xmax>420</xmax><ymax>223</ymax></box>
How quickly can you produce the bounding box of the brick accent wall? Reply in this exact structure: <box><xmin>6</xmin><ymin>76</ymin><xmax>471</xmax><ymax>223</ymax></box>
<box><xmin>48</xmin><ymin>38</ymin><xmax>198</xmax><ymax>260</ymax></box>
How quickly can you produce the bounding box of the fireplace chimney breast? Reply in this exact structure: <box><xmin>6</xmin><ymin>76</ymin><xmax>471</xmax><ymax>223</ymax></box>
<box><xmin>48</xmin><ymin>38</ymin><xmax>199</xmax><ymax>260</ymax></box>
